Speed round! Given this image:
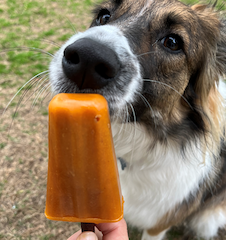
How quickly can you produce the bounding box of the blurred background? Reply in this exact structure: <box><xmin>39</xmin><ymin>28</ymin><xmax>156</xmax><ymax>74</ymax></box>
<box><xmin>0</xmin><ymin>0</ymin><xmax>225</xmax><ymax>239</ymax></box>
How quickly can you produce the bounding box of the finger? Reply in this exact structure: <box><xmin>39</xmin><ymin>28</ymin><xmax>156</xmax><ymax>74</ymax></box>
<box><xmin>67</xmin><ymin>228</ymin><xmax>102</xmax><ymax>240</ymax></box>
<box><xmin>96</xmin><ymin>219</ymin><xmax>128</xmax><ymax>240</ymax></box>
<box><xmin>68</xmin><ymin>231</ymin><xmax>99</xmax><ymax>240</ymax></box>
<box><xmin>94</xmin><ymin>227</ymin><xmax>103</xmax><ymax>240</ymax></box>
<box><xmin>67</xmin><ymin>230</ymin><xmax>81</xmax><ymax>240</ymax></box>
<box><xmin>77</xmin><ymin>232</ymin><xmax>98</xmax><ymax>240</ymax></box>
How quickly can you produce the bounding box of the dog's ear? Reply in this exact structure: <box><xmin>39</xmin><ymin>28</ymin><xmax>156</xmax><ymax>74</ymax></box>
<box><xmin>186</xmin><ymin>4</ymin><xmax>221</xmax><ymax>106</ymax></box>
<box><xmin>191</xmin><ymin>4</ymin><xmax>226</xmax><ymax>78</ymax></box>
<box><xmin>216</xmin><ymin>18</ymin><xmax>226</xmax><ymax>77</ymax></box>
<box><xmin>184</xmin><ymin>5</ymin><xmax>225</xmax><ymax>141</ymax></box>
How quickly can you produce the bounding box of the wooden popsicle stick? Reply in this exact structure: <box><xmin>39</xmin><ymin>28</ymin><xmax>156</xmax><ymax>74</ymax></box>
<box><xmin>81</xmin><ymin>223</ymin><xmax>95</xmax><ymax>232</ymax></box>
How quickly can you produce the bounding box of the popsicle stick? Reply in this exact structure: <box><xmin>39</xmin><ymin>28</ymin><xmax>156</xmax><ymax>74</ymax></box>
<box><xmin>81</xmin><ymin>223</ymin><xmax>95</xmax><ymax>232</ymax></box>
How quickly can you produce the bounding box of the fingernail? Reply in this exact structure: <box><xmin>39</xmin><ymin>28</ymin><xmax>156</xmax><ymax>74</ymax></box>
<box><xmin>77</xmin><ymin>232</ymin><xmax>98</xmax><ymax>240</ymax></box>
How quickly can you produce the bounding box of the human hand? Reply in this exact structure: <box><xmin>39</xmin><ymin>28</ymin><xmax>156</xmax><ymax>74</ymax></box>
<box><xmin>67</xmin><ymin>218</ymin><xmax>129</xmax><ymax>240</ymax></box>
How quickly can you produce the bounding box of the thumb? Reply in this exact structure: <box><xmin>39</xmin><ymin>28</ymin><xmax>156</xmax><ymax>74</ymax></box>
<box><xmin>76</xmin><ymin>232</ymin><xmax>98</xmax><ymax>240</ymax></box>
<box><xmin>96</xmin><ymin>219</ymin><xmax>129</xmax><ymax>240</ymax></box>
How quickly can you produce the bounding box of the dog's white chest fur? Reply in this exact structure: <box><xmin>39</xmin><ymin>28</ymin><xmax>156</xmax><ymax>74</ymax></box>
<box><xmin>112</xmin><ymin>122</ymin><xmax>212</xmax><ymax>229</ymax></box>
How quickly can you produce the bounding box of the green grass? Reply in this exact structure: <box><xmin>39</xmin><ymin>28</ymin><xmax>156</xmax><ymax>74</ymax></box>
<box><xmin>167</xmin><ymin>227</ymin><xmax>185</xmax><ymax>240</ymax></box>
<box><xmin>0</xmin><ymin>143</ymin><xmax>7</xmax><ymax>149</ymax></box>
<box><xmin>0</xmin><ymin>181</ymin><xmax>5</xmax><ymax>198</ymax></box>
<box><xmin>185</xmin><ymin>0</ymin><xmax>225</xmax><ymax>9</ymax></box>
<box><xmin>39</xmin><ymin>234</ymin><xmax>54</xmax><ymax>240</ymax></box>
<box><xmin>5</xmin><ymin>156</ymin><xmax>13</xmax><ymax>162</ymax></box>
<box><xmin>0</xmin><ymin>0</ymin><xmax>105</xmax><ymax>84</ymax></box>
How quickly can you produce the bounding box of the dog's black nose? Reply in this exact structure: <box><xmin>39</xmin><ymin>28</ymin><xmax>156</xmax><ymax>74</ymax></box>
<box><xmin>62</xmin><ymin>38</ymin><xmax>120</xmax><ymax>90</ymax></box>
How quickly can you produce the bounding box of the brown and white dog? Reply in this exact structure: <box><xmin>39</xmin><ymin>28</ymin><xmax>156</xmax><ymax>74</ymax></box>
<box><xmin>49</xmin><ymin>0</ymin><xmax>226</xmax><ymax>239</ymax></box>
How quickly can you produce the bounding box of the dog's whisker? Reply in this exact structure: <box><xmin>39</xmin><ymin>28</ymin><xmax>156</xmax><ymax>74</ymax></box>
<box><xmin>31</xmin><ymin>81</ymin><xmax>49</xmax><ymax>109</ymax></box>
<box><xmin>2</xmin><ymin>70</ymin><xmax>49</xmax><ymax>116</ymax></box>
<box><xmin>124</xmin><ymin>103</ymin><xmax>133</xmax><ymax>135</ymax></box>
<box><xmin>61</xmin><ymin>84</ymin><xmax>74</xmax><ymax>94</ymax></box>
<box><xmin>22</xmin><ymin>73</ymin><xmax>48</xmax><ymax>101</ymax></box>
<box><xmin>33</xmin><ymin>74</ymin><xmax>49</xmax><ymax>92</ymax></box>
<box><xmin>37</xmin><ymin>38</ymin><xmax>61</xmax><ymax>48</ymax></box>
<box><xmin>136</xmin><ymin>92</ymin><xmax>156</xmax><ymax>119</ymax></box>
<box><xmin>113</xmin><ymin>105</ymin><xmax>130</xmax><ymax>148</ymax></box>
<box><xmin>40</xmin><ymin>82</ymin><xmax>52</xmax><ymax>102</ymax></box>
<box><xmin>143</xmin><ymin>79</ymin><xmax>194</xmax><ymax>111</ymax></box>
<box><xmin>40</xmin><ymin>87</ymin><xmax>53</xmax><ymax>107</ymax></box>
<box><xmin>17</xmin><ymin>78</ymin><xmax>43</xmax><ymax>107</ymax></box>
<box><xmin>117</xmin><ymin>112</ymin><xmax>127</xmax><ymax>136</ymax></box>
<box><xmin>33</xmin><ymin>83</ymin><xmax>52</xmax><ymax>111</ymax></box>
<box><xmin>138</xmin><ymin>92</ymin><xmax>159</xmax><ymax>129</ymax></box>
<box><xmin>19</xmin><ymin>37</ymin><xmax>61</xmax><ymax>48</ymax></box>
<box><xmin>136</xmin><ymin>51</ymin><xmax>155</xmax><ymax>57</ymax></box>
<box><xmin>0</xmin><ymin>47</ymin><xmax>54</xmax><ymax>58</ymax></box>
<box><xmin>152</xmin><ymin>39</ymin><xmax>159</xmax><ymax>46</ymax></box>
<box><xmin>22</xmin><ymin>75</ymin><xmax>49</xmax><ymax>106</ymax></box>
<box><xmin>66</xmin><ymin>17</ymin><xmax>78</xmax><ymax>33</ymax></box>
<box><xmin>3</xmin><ymin>74</ymin><xmax>49</xmax><ymax>136</ymax></box>
<box><xmin>125</xmin><ymin>104</ymin><xmax>129</xmax><ymax>124</ymax></box>
<box><xmin>111</xmin><ymin>112</ymin><xmax>123</xmax><ymax>148</ymax></box>
<box><xmin>128</xmin><ymin>102</ymin><xmax>137</xmax><ymax>164</ymax></box>
<box><xmin>32</xmin><ymin>76</ymin><xmax>50</xmax><ymax>104</ymax></box>
<box><xmin>32</xmin><ymin>81</ymin><xmax>51</xmax><ymax>109</ymax></box>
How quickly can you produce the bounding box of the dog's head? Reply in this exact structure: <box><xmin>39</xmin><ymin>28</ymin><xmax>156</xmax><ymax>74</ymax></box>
<box><xmin>49</xmin><ymin>0</ymin><xmax>226</xmax><ymax>144</ymax></box>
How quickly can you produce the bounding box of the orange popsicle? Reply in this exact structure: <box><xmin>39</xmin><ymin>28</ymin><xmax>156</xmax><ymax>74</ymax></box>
<box><xmin>45</xmin><ymin>93</ymin><xmax>123</xmax><ymax>224</ymax></box>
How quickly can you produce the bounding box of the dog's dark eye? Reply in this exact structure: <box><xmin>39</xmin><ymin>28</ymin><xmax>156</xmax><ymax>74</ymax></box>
<box><xmin>161</xmin><ymin>35</ymin><xmax>183</xmax><ymax>52</ymax></box>
<box><xmin>96</xmin><ymin>9</ymin><xmax>111</xmax><ymax>25</ymax></box>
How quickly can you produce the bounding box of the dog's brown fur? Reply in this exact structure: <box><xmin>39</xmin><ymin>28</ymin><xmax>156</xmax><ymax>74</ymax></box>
<box><xmin>92</xmin><ymin>0</ymin><xmax>226</xmax><ymax>236</ymax></box>
<box><xmin>49</xmin><ymin>0</ymin><xmax>226</xmax><ymax>238</ymax></box>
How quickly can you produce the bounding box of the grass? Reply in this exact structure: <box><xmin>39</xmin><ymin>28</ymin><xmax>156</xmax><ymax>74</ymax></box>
<box><xmin>0</xmin><ymin>0</ymin><xmax>225</xmax><ymax>239</ymax></box>
<box><xmin>0</xmin><ymin>0</ymin><xmax>100</xmax><ymax>81</ymax></box>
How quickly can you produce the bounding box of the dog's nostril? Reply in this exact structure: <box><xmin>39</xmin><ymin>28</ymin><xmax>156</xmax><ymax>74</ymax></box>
<box><xmin>69</xmin><ymin>52</ymin><xmax>80</xmax><ymax>64</ymax></box>
<box><xmin>95</xmin><ymin>63</ymin><xmax>117</xmax><ymax>79</ymax></box>
<box><xmin>64</xmin><ymin>47</ymin><xmax>80</xmax><ymax>65</ymax></box>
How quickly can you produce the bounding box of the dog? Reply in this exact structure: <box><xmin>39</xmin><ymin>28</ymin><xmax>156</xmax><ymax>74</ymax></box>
<box><xmin>49</xmin><ymin>0</ymin><xmax>226</xmax><ymax>239</ymax></box>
